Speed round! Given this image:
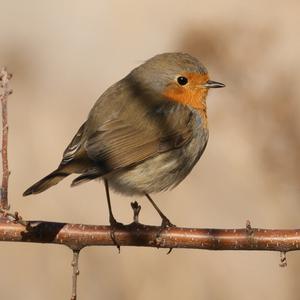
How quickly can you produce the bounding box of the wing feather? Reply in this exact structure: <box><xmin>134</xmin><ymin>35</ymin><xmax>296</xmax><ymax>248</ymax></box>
<box><xmin>85</xmin><ymin>106</ymin><xmax>195</xmax><ymax>171</ymax></box>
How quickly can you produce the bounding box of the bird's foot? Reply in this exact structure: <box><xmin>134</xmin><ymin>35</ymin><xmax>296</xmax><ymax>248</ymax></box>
<box><xmin>109</xmin><ymin>217</ymin><xmax>124</xmax><ymax>253</ymax></box>
<box><xmin>161</xmin><ymin>216</ymin><xmax>175</xmax><ymax>229</ymax></box>
<box><xmin>156</xmin><ymin>217</ymin><xmax>176</xmax><ymax>254</ymax></box>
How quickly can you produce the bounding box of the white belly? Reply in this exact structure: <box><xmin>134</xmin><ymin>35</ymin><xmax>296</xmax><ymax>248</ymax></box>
<box><xmin>107</xmin><ymin>128</ymin><xmax>208</xmax><ymax>196</ymax></box>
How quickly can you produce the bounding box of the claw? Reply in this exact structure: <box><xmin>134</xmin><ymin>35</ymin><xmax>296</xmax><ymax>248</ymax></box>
<box><xmin>161</xmin><ymin>217</ymin><xmax>175</xmax><ymax>229</ymax></box>
<box><xmin>109</xmin><ymin>217</ymin><xmax>124</xmax><ymax>253</ymax></box>
<box><xmin>155</xmin><ymin>217</ymin><xmax>176</xmax><ymax>252</ymax></box>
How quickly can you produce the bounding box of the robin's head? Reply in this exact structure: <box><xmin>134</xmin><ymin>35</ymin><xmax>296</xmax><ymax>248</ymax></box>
<box><xmin>130</xmin><ymin>52</ymin><xmax>225</xmax><ymax>111</ymax></box>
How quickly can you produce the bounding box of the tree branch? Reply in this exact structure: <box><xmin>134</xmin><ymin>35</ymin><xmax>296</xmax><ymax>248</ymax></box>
<box><xmin>71</xmin><ymin>250</ymin><xmax>80</xmax><ymax>300</ymax></box>
<box><xmin>0</xmin><ymin>217</ymin><xmax>299</xmax><ymax>254</ymax></box>
<box><xmin>0</xmin><ymin>67</ymin><xmax>12</xmax><ymax>210</ymax></box>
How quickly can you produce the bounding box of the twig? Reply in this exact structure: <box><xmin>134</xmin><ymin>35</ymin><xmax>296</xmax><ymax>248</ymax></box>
<box><xmin>71</xmin><ymin>250</ymin><xmax>80</xmax><ymax>300</ymax></box>
<box><xmin>1</xmin><ymin>219</ymin><xmax>300</xmax><ymax>253</ymax></box>
<box><xmin>0</xmin><ymin>67</ymin><xmax>12</xmax><ymax>210</ymax></box>
<box><xmin>279</xmin><ymin>251</ymin><xmax>287</xmax><ymax>267</ymax></box>
<box><xmin>131</xmin><ymin>201</ymin><xmax>141</xmax><ymax>223</ymax></box>
<box><xmin>0</xmin><ymin>207</ymin><xmax>28</xmax><ymax>227</ymax></box>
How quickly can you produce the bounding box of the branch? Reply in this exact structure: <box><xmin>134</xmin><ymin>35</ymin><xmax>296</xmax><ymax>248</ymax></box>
<box><xmin>71</xmin><ymin>250</ymin><xmax>80</xmax><ymax>300</ymax></box>
<box><xmin>0</xmin><ymin>217</ymin><xmax>299</xmax><ymax>254</ymax></box>
<box><xmin>0</xmin><ymin>67</ymin><xmax>12</xmax><ymax>210</ymax></box>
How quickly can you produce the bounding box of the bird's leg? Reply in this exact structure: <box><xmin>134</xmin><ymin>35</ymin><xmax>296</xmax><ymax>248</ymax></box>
<box><xmin>104</xmin><ymin>179</ymin><xmax>123</xmax><ymax>251</ymax></box>
<box><xmin>145</xmin><ymin>193</ymin><xmax>175</xmax><ymax>228</ymax></box>
<box><xmin>145</xmin><ymin>193</ymin><xmax>175</xmax><ymax>253</ymax></box>
<box><xmin>104</xmin><ymin>179</ymin><xmax>123</xmax><ymax>226</ymax></box>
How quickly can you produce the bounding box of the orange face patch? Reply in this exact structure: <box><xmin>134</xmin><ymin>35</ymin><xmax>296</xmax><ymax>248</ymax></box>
<box><xmin>162</xmin><ymin>72</ymin><xmax>209</xmax><ymax>127</ymax></box>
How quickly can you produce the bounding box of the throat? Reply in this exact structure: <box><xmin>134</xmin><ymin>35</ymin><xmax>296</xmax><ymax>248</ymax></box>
<box><xmin>163</xmin><ymin>88</ymin><xmax>208</xmax><ymax>128</ymax></box>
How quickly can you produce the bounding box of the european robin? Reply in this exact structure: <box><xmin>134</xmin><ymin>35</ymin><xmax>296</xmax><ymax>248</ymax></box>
<box><xmin>23</xmin><ymin>52</ymin><xmax>225</xmax><ymax>227</ymax></box>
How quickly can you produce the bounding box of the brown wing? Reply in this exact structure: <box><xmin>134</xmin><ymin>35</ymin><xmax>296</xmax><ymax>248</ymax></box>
<box><xmin>84</xmin><ymin>106</ymin><xmax>195</xmax><ymax>172</ymax></box>
<box><xmin>58</xmin><ymin>122</ymin><xmax>96</xmax><ymax>174</ymax></box>
<box><xmin>61</xmin><ymin>122</ymin><xmax>86</xmax><ymax>165</ymax></box>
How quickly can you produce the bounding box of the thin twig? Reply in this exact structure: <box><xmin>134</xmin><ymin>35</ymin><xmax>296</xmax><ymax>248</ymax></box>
<box><xmin>71</xmin><ymin>250</ymin><xmax>80</xmax><ymax>300</ymax></box>
<box><xmin>0</xmin><ymin>67</ymin><xmax>12</xmax><ymax>210</ymax></box>
<box><xmin>279</xmin><ymin>251</ymin><xmax>287</xmax><ymax>267</ymax></box>
<box><xmin>0</xmin><ymin>207</ymin><xmax>28</xmax><ymax>226</ymax></box>
<box><xmin>131</xmin><ymin>201</ymin><xmax>141</xmax><ymax>223</ymax></box>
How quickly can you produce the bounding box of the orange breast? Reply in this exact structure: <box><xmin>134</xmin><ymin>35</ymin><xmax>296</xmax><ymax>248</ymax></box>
<box><xmin>162</xmin><ymin>72</ymin><xmax>209</xmax><ymax>128</ymax></box>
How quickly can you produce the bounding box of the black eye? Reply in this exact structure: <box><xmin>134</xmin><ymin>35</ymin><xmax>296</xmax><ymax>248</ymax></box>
<box><xmin>177</xmin><ymin>76</ymin><xmax>188</xmax><ymax>85</ymax></box>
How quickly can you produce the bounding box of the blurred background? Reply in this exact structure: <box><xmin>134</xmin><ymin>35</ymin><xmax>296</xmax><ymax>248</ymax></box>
<box><xmin>1</xmin><ymin>0</ymin><xmax>300</xmax><ymax>299</ymax></box>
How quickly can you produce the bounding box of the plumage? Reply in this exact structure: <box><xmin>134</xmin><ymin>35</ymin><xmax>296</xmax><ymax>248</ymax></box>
<box><xmin>23</xmin><ymin>52</ymin><xmax>224</xmax><ymax>211</ymax></box>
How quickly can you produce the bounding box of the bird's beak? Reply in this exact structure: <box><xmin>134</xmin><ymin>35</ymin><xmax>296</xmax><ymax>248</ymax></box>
<box><xmin>202</xmin><ymin>80</ymin><xmax>225</xmax><ymax>89</ymax></box>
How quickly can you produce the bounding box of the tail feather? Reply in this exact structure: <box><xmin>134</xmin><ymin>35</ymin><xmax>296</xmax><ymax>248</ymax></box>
<box><xmin>23</xmin><ymin>169</ymin><xmax>69</xmax><ymax>196</ymax></box>
<box><xmin>71</xmin><ymin>172</ymin><xmax>101</xmax><ymax>187</ymax></box>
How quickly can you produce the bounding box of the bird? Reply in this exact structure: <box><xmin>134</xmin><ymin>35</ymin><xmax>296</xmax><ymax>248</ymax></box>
<box><xmin>23</xmin><ymin>52</ymin><xmax>225</xmax><ymax>227</ymax></box>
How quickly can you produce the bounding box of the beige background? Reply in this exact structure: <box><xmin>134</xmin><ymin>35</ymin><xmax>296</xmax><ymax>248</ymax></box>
<box><xmin>1</xmin><ymin>0</ymin><xmax>300</xmax><ymax>299</ymax></box>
